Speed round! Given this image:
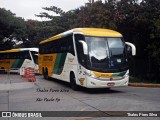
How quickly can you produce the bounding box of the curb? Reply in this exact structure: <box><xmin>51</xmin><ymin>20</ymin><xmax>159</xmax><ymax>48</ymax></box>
<box><xmin>128</xmin><ymin>83</ymin><xmax>160</xmax><ymax>88</ymax></box>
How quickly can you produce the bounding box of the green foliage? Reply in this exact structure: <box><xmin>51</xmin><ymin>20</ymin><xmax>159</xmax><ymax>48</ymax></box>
<box><xmin>43</xmin><ymin>6</ymin><xmax>65</xmax><ymax>15</ymax></box>
<box><xmin>76</xmin><ymin>1</ymin><xmax>117</xmax><ymax>29</ymax></box>
<box><xmin>0</xmin><ymin>8</ymin><xmax>26</xmax><ymax>50</ymax></box>
<box><xmin>147</xmin><ymin>18</ymin><xmax>160</xmax><ymax>68</ymax></box>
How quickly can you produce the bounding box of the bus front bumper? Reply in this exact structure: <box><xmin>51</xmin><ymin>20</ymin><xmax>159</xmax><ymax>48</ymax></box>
<box><xmin>86</xmin><ymin>76</ymin><xmax>129</xmax><ymax>88</ymax></box>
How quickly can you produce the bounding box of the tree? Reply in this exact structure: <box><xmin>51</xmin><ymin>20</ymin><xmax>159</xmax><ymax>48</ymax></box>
<box><xmin>74</xmin><ymin>1</ymin><xmax>117</xmax><ymax>29</ymax></box>
<box><xmin>0</xmin><ymin>8</ymin><xmax>26</xmax><ymax>50</ymax></box>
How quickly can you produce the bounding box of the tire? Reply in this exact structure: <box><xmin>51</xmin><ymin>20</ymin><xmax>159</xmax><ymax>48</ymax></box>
<box><xmin>42</xmin><ymin>68</ymin><xmax>46</xmax><ymax>79</ymax></box>
<box><xmin>70</xmin><ymin>73</ymin><xmax>78</xmax><ymax>91</ymax></box>
<box><xmin>45</xmin><ymin>68</ymin><xmax>49</xmax><ymax>80</ymax></box>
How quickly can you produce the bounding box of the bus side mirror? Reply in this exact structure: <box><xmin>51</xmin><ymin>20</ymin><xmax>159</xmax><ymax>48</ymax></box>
<box><xmin>79</xmin><ymin>40</ymin><xmax>88</xmax><ymax>55</ymax></box>
<box><xmin>125</xmin><ymin>42</ymin><xmax>136</xmax><ymax>56</ymax></box>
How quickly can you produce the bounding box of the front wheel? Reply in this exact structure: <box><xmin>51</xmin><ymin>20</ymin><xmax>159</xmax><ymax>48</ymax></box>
<box><xmin>70</xmin><ymin>73</ymin><xmax>78</xmax><ymax>91</ymax></box>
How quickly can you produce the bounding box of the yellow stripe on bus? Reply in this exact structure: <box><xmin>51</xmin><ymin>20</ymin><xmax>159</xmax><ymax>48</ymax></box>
<box><xmin>93</xmin><ymin>71</ymin><xmax>113</xmax><ymax>78</ymax></box>
<box><xmin>0</xmin><ymin>49</ymin><xmax>20</xmax><ymax>53</ymax></box>
<box><xmin>39</xmin><ymin>28</ymin><xmax>122</xmax><ymax>44</ymax></box>
<box><xmin>40</xmin><ymin>35</ymin><xmax>61</xmax><ymax>44</ymax></box>
<box><xmin>93</xmin><ymin>71</ymin><xmax>127</xmax><ymax>78</ymax></box>
<box><xmin>74</xmin><ymin>28</ymin><xmax>122</xmax><ymax>37</ymax></box>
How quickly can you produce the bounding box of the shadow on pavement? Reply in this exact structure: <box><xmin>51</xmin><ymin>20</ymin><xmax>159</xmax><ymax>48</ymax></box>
<box><xmin>46</xmin><ymin>78</ymin><xmax>124</xmax><ymax>94</ymax></box>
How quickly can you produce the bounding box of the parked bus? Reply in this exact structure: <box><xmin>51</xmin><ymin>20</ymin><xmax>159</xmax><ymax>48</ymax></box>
<box><xmin>39</xmin><ymin>28</ymin><xmax>136</xmax><ymax>90</ymax></box>
<box><xmin>0</xmin><ymin>48</ymin><xmax>38</xmax><ymax>73</ymax></box>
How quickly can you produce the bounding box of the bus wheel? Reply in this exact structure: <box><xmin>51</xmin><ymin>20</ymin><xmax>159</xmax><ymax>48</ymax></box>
<box><xmin>45</xmin><ymin>68</ymin><xmax>49</xmax><ymax>80</ymax></box>
<box><xmin>42</xmin><ymin>68</ymin><xmax>46</xmax><ymax>79</ymax></box>
<box><xmin>70</xmin><ymin>73</ymin><xmax>78</xmax><ymax>91</ymax></box>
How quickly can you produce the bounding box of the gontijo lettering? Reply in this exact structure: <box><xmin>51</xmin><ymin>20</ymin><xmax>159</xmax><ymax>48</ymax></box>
<box><xmin>43</xmin><ymin>56</ymin><xmax>53</xmax><ymax>61</ymax></box>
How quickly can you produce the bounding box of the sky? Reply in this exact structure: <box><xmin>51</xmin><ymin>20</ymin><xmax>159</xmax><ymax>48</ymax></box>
<box><xmin>0</xmin><ymin>0</ymin><xmax>90</xmax><ymax>21</ymax></box>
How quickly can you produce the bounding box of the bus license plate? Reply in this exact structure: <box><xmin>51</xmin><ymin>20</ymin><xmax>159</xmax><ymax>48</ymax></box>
<box><xmin>107</xmin><ymin>82</ymin><xmax>115</xmax><ymax>86</ymax></box>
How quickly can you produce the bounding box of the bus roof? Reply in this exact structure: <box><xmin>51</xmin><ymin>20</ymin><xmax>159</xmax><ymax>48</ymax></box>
<box><xmin>40</xmin><ymin>28</ymin><xmax>122</xmax><ymax>44</ymax></box>
<box><xmin>0</xmin><ymin>48</ymin><xmax>38</xmax><ymax>53</ymax></box>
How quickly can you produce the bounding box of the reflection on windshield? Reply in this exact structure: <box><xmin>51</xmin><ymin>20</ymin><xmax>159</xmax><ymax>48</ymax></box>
<box><xmin>108</xmin><ymin>38</ymin><xmax>124</xmax><ymax>57</ymax></box>
<box><xmin>85</xmin><ymin>37</ymin><xmax>127</xmax><ymax>71</ymax></box>
<box><xmin>87</xmin><ymin>37</ymin><xmax>109</xmax><ymax>60</ymax></box>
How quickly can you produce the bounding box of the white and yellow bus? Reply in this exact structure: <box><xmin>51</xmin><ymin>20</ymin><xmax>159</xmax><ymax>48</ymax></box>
<box><xmin>0</xmin><ymin>48</ymin><xmax>38</xmax><ymax>73</ymax></box>
<box><xmin>39</xmin><ymin>28</ymin><xmax>136</xmax><ymax>90</ymax></box>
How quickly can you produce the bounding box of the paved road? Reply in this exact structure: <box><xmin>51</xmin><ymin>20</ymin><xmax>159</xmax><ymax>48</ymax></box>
<box><xmin>0</xmin><ymin>75</ymin><xmax>160</xmax><ymax>120</ymax></box>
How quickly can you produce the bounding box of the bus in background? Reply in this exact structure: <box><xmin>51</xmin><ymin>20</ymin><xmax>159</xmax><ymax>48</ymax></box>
<box><xmin>39</xmin><ymin>28</ymin><xmax>136</xmax><ymax>90</ymax></box>
<box><xmin>0</xmin><ymin>48</ymin><xmax>39</xmax><ymax>73</ymax></box>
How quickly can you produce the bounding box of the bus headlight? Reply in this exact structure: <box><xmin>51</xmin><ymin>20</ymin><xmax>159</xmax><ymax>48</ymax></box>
<box><xmin>85</xmin><ymin>70</ymin><xmax>91</xmax><ymax>76</ymax></box>
<box><xmin>85</xmin><ymin>70</ymin><xmax>99</xmax><ymax>79</ymax></box>
<box><xmin>91</xmin><ymin>74</ymin><xmax>99</xmax><ymax>79</ymax></box>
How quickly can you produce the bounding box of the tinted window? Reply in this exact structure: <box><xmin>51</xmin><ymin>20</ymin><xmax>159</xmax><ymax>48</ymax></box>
<box><xmin>39</xmin><ymin>34</ymin><xmax>75</xmax><ymax>55</ymax></box>
<box><xmin>75</xmin><ymin>34</ymin><xmax>88</xmax><ymax>66</ymax></box>
<box><xmin>0</xmin><ymin>51</ymin><xmax>31</xmax><ymax>60</ymax></box>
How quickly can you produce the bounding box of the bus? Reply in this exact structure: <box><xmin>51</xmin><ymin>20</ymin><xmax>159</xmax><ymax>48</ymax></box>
<box><xmin>0</xmin><ymin>48</ymin><xmax>39</xmax><ymax>73</ymax></box>
<box><xmin>39</xmin><ymin>28</ymin><xmax>136</xmax><ymax>90</ymax></box>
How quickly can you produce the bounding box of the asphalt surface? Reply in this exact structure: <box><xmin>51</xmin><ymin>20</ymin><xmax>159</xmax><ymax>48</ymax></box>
<box><xmin>0</xmin><ymin>75</ymin><xmax>160</xmax><ymax>120</ymax></box>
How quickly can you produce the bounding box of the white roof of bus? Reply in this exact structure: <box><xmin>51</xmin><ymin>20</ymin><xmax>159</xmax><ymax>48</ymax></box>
<box><xmin>20</xmin><ymin>48</ymin><xmax>39</xmax><ymax>52</ymax></box>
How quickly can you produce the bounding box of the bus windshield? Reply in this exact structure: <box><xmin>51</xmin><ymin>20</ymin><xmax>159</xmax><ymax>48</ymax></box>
<box><xmin>85</xmin><ymin>37</ymin><xmax>128</xmax><ymax>72</ymax></box>
<box><xmin>31</xmin><ymin>51</ymin><xmax>38</xmax><ymax>64</ymax></box>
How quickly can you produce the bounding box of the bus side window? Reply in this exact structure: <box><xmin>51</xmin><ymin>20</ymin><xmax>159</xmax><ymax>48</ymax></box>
<box><xmin>67</xmin><ymin>35</ymin><xmax>75</xmax><ymax>55</ymax></box>
<box><xmin>75</xmin><ymin>34</ymin><xmax>86</xmax><ymax>65</ymax></box>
